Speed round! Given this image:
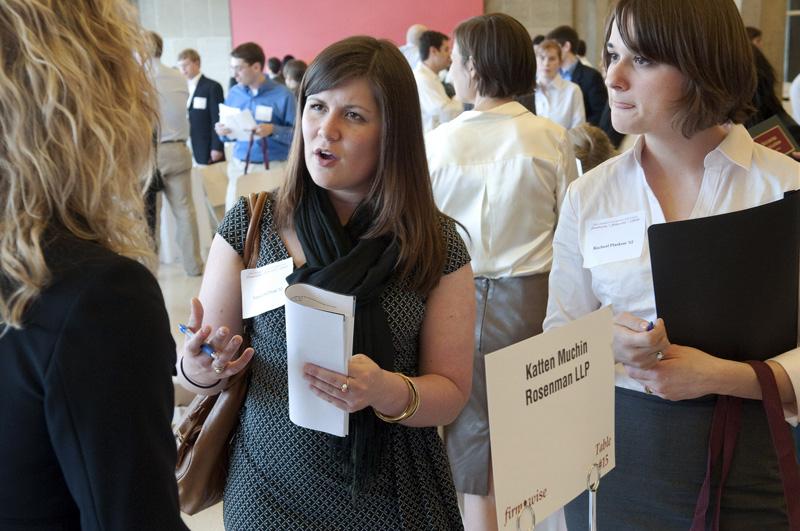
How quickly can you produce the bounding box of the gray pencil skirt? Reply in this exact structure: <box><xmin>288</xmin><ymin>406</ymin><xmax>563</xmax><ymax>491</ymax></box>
<box><xmin>444</xmin><ymin>273</ymin><xmax>549</xmax><ymax>495</ymax></box>
<box><xmin>564</xmin><ymin>387</ymin><xmax>793</xmax><ymax>530</ymax></box>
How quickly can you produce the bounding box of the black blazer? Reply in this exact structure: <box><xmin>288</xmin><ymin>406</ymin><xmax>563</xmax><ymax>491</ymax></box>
<box><xmin>572</xmin><ymin>61</ymin><xmax>624</xmax><ymax>147</ymax></box>
<box><xmin>571</xmin><ymin>61</ymin><xmax>608</xmax><ymax>127</ymax></box>
<box><xmin>0</xmin><ymin>231</ymin><xmax>187</xmax><ymax>531</ymax></box>
<box><xmin>188</xmin><ymin>74</ymin><xmax>225</xmax><ymax>165</ymax></box>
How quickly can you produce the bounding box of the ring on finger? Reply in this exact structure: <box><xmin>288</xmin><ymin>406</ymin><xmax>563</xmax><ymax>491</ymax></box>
<box><xmin>655</xmin><ymin>351</ymin><xmax>664</xmax><ymax>361</ymax></box>
<box><xmin>340</xmin><ymin>377</ymin><xmax>350</xmax><ymax>393</ymax></box>
<box><xmin>213</xmin><ymin>362</ymin><xmax>226</xmax><ymax>374</ymax></box>
<box><xmin>644</xmin><ymin>386</ymin><xmax>653</xmax><ymax>395</ymax></box>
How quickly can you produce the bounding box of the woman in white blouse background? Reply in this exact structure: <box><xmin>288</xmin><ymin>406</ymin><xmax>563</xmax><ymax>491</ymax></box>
<box><xmin>427</xmin><ymin>12</ymin><xmax>578</xmax><ymax>531</ymax></box>
<box><xmin>545</xmin><ymin>0</ymin><xmax>799</xmax><ymax>529</ymax></box>
<box><xmin>535</xmin><ymin>39</ymin><xmax>586</xmax><ymax>130</ymax></box>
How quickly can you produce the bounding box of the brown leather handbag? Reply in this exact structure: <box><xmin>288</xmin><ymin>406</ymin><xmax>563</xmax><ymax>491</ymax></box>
<box><xmin>174</xmin><ymin>191</ymin><xmax>268</xmax><ymax>515</ymax></box>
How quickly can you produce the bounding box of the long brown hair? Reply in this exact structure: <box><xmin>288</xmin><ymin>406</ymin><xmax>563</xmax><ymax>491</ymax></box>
<box><xmin>277</xmin><ymin>36</ymin><xmax>446</xmax><ymax>293</ymax></box>
<box><xmin>0</xmin><ymin>0</ymin><xmax>157</xmax><ymax>329</ymax></box>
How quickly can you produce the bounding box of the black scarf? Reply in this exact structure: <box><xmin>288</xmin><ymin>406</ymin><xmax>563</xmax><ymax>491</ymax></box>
<box><xmin>287</xmin><ymin>182</ymin><xmax>399</xmax><ymax>495</ymax></box>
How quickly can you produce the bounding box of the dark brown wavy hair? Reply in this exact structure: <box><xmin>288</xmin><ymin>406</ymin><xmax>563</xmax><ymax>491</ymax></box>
<box><xmin>276</xmin><ymin>36</ymin><xmax>446</xmax><ymax>294</ymax></box>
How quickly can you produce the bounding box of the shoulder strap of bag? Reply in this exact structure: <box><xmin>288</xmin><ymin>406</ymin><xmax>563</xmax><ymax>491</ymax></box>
<box><xmin>243</xmin><ymin>132</ymin><xmax>270</xmax><ymax>174</ymax></box>
<box><xmin>243</xmin><ymin>191</ymin><xmax>268</xmax><ymax>269</ymax></box>
<box><xmin>746</xmin><ymin>360</ymin><xmax>800</xmax><ymax>529</ymax></box>
<box><xmin>692</xmin><ymin>362</ymin><xmax>800</xmax><ymax>531</ymax></box>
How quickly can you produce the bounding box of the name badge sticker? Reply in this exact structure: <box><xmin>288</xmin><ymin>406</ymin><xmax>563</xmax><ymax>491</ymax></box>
<box><xmin>193</xmin><ymin>96</ymin><xmax>207</xmax><ymax>109</ymax></box>
<box><xmin>255</xmin><ymin>104</ymin><xmax>273</xmax><ymax>122</ymax></box>
<box><xmin>241</xmin><ymin>257</ymin><xmax>294</xmax><ymax>318</ymax></box>
<box><xmin>582</xmin><ymin>211</ymin><xmax>646</xmax><ymax>268</ymax></box>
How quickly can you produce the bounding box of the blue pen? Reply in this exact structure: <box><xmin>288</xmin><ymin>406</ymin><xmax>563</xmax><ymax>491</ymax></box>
<box><xmin>178</xmin><ymin>324</ymin><xmax>217</xmax><ymax>359</ymax></box>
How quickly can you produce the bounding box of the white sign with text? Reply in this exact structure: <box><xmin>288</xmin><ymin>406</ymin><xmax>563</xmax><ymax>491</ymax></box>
<box><xmin>486</xmin><ymin>306</ymin><xmax>615</xmax><ymax>530</ymax></box>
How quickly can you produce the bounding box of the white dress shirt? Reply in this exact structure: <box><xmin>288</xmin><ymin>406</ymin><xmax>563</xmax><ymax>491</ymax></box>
<box><xmin>150</xmin><ymin>59</ymin><xmax>190</xmax><ymax>142</ymax></box>
<box><xmin>427</xmin><ymin>101</ymin><xmax>579</xmax><ymax>279</ymax></box>
<box><xmin>791</xmin><ymin>73</ymin><xmax>800</xmax><ymax>124</ymax></box>
<box><xmin>535</xmin><ymin>74</ymin><xmax>585</xmax><ymax>130</ymax></box>
<box><xmin>399</xmin><ymin>43</ymin><xmax>421</xmax><ymax>70</ymax></box>
<box><xmin>414</xmin><ymin>63</ymin><xmax>462</xmax><ymax>133</ymax></box>
<box><xmin>543</xmin><ymin>124</ymin><xmax>800</xmax><ymax>421</ymax></box>
<box><xmin>186</xmin><ymin>72</ymin><xmax>201</xmax><ymax>106</ymax></box>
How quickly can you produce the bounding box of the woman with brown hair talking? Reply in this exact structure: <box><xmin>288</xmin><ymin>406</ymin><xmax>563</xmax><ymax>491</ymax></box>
<box><xmin>178</xmin><ymin>36</ymin><xmax>475</xmax><ymax>529</ymax></box>
<box><xmin>0</xmin><ymin>1</ymin><xmax>187</xmax><ymax>529</ymax></box>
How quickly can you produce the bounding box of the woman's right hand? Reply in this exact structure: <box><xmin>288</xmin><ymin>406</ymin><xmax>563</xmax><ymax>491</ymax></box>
<box><xmin>181</xmin><ymin>297</ymin><xmax>254</xmax><ymax>385</ymax></box>
<box><xmin>612</xmin><ymin>313</ymin><xmax>670</xmax><ymax>370</ymax></box>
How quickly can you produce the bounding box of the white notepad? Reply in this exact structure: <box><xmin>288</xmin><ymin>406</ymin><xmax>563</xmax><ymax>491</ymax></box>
<box><xmin>284</xmin><ymin>283</ymin><xmax>355</xmax><ymax>437</ymax></box>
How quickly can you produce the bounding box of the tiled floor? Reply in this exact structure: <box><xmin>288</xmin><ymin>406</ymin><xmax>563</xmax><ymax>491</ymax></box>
<box><xmin>156</xmin><ymin>262</ymin><xmax>224</xmax><ymax>530</ymax></box>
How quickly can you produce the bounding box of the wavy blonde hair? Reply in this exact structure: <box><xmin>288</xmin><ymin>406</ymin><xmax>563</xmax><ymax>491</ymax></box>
<box><xmin>0</xmin><ymin>0</ymin><xmax>158</xmax><ymax>329</ymax></box>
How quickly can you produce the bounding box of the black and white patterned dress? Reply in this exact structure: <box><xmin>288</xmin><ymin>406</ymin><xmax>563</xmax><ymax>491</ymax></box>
<box><xmin>217</xmin><ymin>196</ymin><xmax>469</xmax><ymax>530</ymax></box>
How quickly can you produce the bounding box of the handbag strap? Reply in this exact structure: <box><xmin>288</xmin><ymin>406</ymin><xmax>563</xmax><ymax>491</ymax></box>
<box><xmin>690</xmin><ymin>396</ymin><xmax>741</xmax><ymax>531</ymax></box>
<box><xmin>223</xmin><ymin>191</ymin><xmax>267</xmax><ymax>387</ymax></box>
<box><xmin>692</xmin><ymin>362</ymin><xmax>800</xmax><ymax>530</ymax></box>
<box><xmin>746</xmin><ymin>360</ymin><xmax>800</xmax><ymax>529</ymax></box>
<box><xmin>243</xmin><ymin>192</ymin><xmax>268</xmax><ymax>269</ymax></box>
<box><xmin>242</xmin><ymin>131</ymin><xmax>270</xmax><ymax>175</ymax></box>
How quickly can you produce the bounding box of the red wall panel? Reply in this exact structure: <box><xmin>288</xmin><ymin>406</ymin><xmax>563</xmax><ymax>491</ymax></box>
<box><xmin>230</xmin><ymin>0</ymin><xmax>483</xmax><ymax>64</ymax></box>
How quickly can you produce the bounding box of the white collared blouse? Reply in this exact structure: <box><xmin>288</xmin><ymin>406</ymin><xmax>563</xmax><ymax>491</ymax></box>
<box><xmin>543</xmin><ymin>124</ymin><xmax>800</xmax><ymax>420</ymax></box>
<box><xmin>426</xmin><ymin>101</ymin><xmax>579</xmax><ymax>279</ymax></box>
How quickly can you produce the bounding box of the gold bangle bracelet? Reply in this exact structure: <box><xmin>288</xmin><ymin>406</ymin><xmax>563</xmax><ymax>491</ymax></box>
<box><xmin>374</xmin><ymin>372</ymin><xmax>421</xmax><ymax>423</ymax></box>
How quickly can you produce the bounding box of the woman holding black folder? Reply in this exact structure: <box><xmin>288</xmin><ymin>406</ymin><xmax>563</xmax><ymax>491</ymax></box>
<box><xmin>544</xmin><ymin>0</ymin><xmax>800</xmax><ymax>529</ymax></box>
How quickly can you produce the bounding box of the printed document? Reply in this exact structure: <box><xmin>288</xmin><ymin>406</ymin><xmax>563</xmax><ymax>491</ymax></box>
<box><xmin>219</xmin><ymin>104</ymin><xmax>257</xmax><ymax>141</ymax></box>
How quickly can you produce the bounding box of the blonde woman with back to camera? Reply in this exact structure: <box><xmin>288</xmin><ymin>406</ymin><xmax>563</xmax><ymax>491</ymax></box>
<box><xmin>0</xmin><ymin>1</ymin><xmax>188</xmax><ymax>530</ymax></box>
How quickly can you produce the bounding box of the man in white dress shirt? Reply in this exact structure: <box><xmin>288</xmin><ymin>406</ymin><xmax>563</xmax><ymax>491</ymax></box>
<box><xmin>535</xmin><ymin>39</ymin><xmax>585</xmax><ymax>129</ymax></box>
<box><xmin>791</xmin><ymin>73</ymin><xmax>800</xmax><ymax>124</ymax></box>
<box><xmin>399</xmin><ymin>23</ymin><xmax>427</xmax><ymax>69</ymax></box>
<box><xmin>177</xmin><ymin>48</ymin><xmax>225</xmax><ymax>166</ymax></box>
<box><xmin>413</xmin><ymin>30</ymin><xmax>462</xmax><ymax>133</ymax></box>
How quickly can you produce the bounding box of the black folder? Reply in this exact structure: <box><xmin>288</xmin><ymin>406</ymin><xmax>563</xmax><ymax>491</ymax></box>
<box><xmin>648</xmin><ymin>191</ymin><xmax>799</xmax><ymax>361</ymax></box>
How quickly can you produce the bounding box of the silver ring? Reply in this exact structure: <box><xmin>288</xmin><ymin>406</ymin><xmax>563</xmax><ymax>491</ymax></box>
<box><xmin>655</xmin><ymin>351</ymin><xmax>664</xmax><ymax>361</ymax></box>
<box><xmin>645</xmin><ymin>386</ymin><xmax>653</xmax><ymax>395</ymax></box>
<box><xmin>213</xmin><ymin>364</ymin><xmax>225</xmax><ymax>374</ymax></box>
<box><xmin>340</xmin><ymin>378</ymin><xmax>349</xmax><ymax>393</ymax></box>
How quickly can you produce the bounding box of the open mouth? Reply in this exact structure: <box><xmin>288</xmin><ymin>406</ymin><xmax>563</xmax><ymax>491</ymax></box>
<box><xmin>314</xmin><ymin>148</ymin><xmax>338</xmax><ymax>161</ymax></box>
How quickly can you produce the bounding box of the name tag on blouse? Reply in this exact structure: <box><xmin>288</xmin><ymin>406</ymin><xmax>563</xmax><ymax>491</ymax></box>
<box><xmin>240</xmin><ymin>257</ymin><xmax>294</xmax><ymax>318</ymax></box>
<box><xmin>582</xmin><ymin>211</ymin><xmax>646</xmax><ymax>268</ymax></box>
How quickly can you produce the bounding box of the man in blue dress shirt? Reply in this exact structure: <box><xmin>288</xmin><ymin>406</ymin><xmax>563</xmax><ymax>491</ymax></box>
<box><xmin>215</xmin><ymin>42</ymin><xmax>296</xmax><ymax>210</ymax></box>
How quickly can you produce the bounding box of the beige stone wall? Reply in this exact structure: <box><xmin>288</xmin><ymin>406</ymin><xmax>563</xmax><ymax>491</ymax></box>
<box><xmin>485</xmin><ymin>0</ymin><xmax>788</xmax><ymax>81</ymax></box>
<box><xmin>133</xmin><ymin>0</ymin><xmax>233</xmax><ymax>95</ymax></box>
<box><xmin>740</xmin><ymin>0</ymin><xmax>787</xmax><ymax>84</ymax></box>
<box><xmin>484</xmin><ymin>0</ymin><xmax>612</xmax><ymax>66</ymax></box>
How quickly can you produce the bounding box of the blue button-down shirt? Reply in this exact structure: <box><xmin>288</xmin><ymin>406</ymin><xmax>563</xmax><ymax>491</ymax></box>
<box><xmin>560</xmin><ymin>61</ymin><xmax>578</xmax><ymax>82</ymax></box>
<box><xmin>221</xmin><ymin>79</ymin><xmax>296</xmax><ymax>163</ymax></box>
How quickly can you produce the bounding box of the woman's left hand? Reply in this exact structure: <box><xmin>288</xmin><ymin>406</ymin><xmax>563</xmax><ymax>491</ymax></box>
<box><xmin>303</xmin><ymin>354</ymin><xmax>387</xmax><ymax>413</ymax></box>
<box><xmin>625</xmin><ymin>344</ymin><xmax>726</xmax><ymax>401</ymax></box>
